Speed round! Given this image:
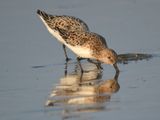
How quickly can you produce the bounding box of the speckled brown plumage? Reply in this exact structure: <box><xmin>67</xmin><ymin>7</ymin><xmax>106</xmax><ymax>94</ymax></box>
<box><xmin>37</xmin><ymin>9</ymin><xmax>119</xmax><ymax>72</ymax></box>
<box><xmin>37</xmin><ymin>9</ymin><xmax>89</xmax><ymax>32</ymax></box>
<box><xmin>58</xmin><ymin>28</ymin><xmax>106</xmax><ymax>46</ymax></box>
<box><xmin>56</xmin><ymin>28</ymin><xmax>108</xmax><ymax>56</ymax></box>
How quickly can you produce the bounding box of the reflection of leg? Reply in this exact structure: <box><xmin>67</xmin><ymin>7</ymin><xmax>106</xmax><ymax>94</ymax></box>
<box><xmin>114</xmin><ymin>70</ymin><xmax>119</xmax><ymax>80</ymax></box>
<box><xmin>62</xmin><ymin>44</ymin><xmax>71</xmax><ymax>61</ymax></box>
<box><xmin>87</xmin><ymin>59</ymin><xmax>103</xmax><ymax>70</ymax></box>
<box><xmin>113</xmin><ymin>64</ymin><xmax>120</xmax><ymax>73</ymax></box>
<box><xmin>64</xmin><ymin>60</ymin><xmax>69</xmax><ymax>76</ymax></box>
<box><xmin>79</xmin><ymin>71</ymin><xmax>83</xmax><ymax>84</ymax></box>
<box><xmin>77</xmin><ymin>57</ymin><xmax>84</xmax><ymax>73</ymax></box>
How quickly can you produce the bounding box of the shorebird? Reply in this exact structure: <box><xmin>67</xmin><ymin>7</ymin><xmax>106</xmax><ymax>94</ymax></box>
<box><xmin>37</xmin><ymin>9</ymin><xmax>119</xmax><ymax>73</ymax></box>
<box><xmin>54</xmin><ymin>28</ymin><xmax>119</xmax><ymax>73</ymax></box>
<box><xmin>37</xmin><ymin>9</ymin><xmax>89</xmax><ymax>61</ymax></box>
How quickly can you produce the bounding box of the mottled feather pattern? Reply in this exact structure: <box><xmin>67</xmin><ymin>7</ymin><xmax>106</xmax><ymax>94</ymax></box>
<box><xmin>37</xmin><ymin>9</ymin><xmax>89</xmax><ymax>32</ymax></box>
<box><xmin>57</xmin><ymin>28</ymin><xmax>107</xmax><ymax>51</ymax></box>
<box><xmin>37</xmin><ymin>9</ymin><xmax>119</xmax><ymax>71</ymax></box>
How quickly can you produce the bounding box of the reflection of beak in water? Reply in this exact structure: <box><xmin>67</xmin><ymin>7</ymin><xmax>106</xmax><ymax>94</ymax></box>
<box><xmin>45</xmin><ymin>62</ymin><xmax>120</xmax><ymax>117</ymax></box>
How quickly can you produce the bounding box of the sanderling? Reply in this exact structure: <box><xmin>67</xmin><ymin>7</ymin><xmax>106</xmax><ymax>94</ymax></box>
<box><xmin>55</xmin><ymin>28</ymin><xmax>119</xmax><ymax>73</ymax></box>
<box><xmin>37</xmin><ymin>9</ymin><xmax>119</xmax><ymax>73</ymax></box>
<box><xmin>37</xmin><ymin>9</ymin><xmax>89</xmax><ymax>60</ymax></box>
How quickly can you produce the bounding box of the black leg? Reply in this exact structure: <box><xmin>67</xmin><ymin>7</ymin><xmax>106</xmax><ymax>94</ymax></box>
<box><xmin>87</xmin><ymin>59</ymin><xmax>103</xmax><ymax>70</ymax></box>
<box><xmin>77</xmin><ymin>57</ymin><xmax>84</xmax><ymax>73</ymax></box>
<box><xmin>62</xmin><ymin>44</ymin><xmax>71</xmax><ymax>61</ymax></box>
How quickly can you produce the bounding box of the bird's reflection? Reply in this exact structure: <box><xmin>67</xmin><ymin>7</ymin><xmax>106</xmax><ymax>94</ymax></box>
<box><xmin>45</xmin><ymin>62</ymin><xmax>120</xmax><ymax>119</ymax></box>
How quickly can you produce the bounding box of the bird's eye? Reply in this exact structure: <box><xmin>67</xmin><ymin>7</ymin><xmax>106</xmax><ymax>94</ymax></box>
<box><xmin>108</xmin><ymin>56</ymin><xmax>111</xmax><ymax>59</ymax></box>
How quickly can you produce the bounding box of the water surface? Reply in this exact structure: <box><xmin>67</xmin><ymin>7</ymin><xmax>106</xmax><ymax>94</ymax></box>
<box><xmin>0</xmin><ymin>0</ymin><xmax>160</xmax><ymax>120</ymax></box>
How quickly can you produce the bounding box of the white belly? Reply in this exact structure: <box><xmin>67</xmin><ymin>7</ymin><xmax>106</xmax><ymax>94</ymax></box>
<box><xmin>66</xmin><ymin>45</ymin><xmax>93</xmax><ymax>58</ymax></box>
<box><xmin>39</xmin><ymin>16</ymin><xmax>93</xmax><ymax>58</ymax></box>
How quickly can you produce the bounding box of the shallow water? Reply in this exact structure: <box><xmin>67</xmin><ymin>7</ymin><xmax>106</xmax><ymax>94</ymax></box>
<box><xmin>0</xmin><ymin>0</ymin><xmax>160</xmax><ymax>120</ymax></box>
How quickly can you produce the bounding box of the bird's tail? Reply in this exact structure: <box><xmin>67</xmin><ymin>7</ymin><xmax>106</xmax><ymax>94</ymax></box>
<box><xmin>37</xmin><ymin>9</ymin><xmax>51</xmax><ymax>20</ymax></box>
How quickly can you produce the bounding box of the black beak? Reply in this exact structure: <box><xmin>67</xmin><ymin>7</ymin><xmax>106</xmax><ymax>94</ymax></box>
<box><xmin>113</xmin><ymin>64</ymin><xmax>120</xmax><ymax>73</ymax></box>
